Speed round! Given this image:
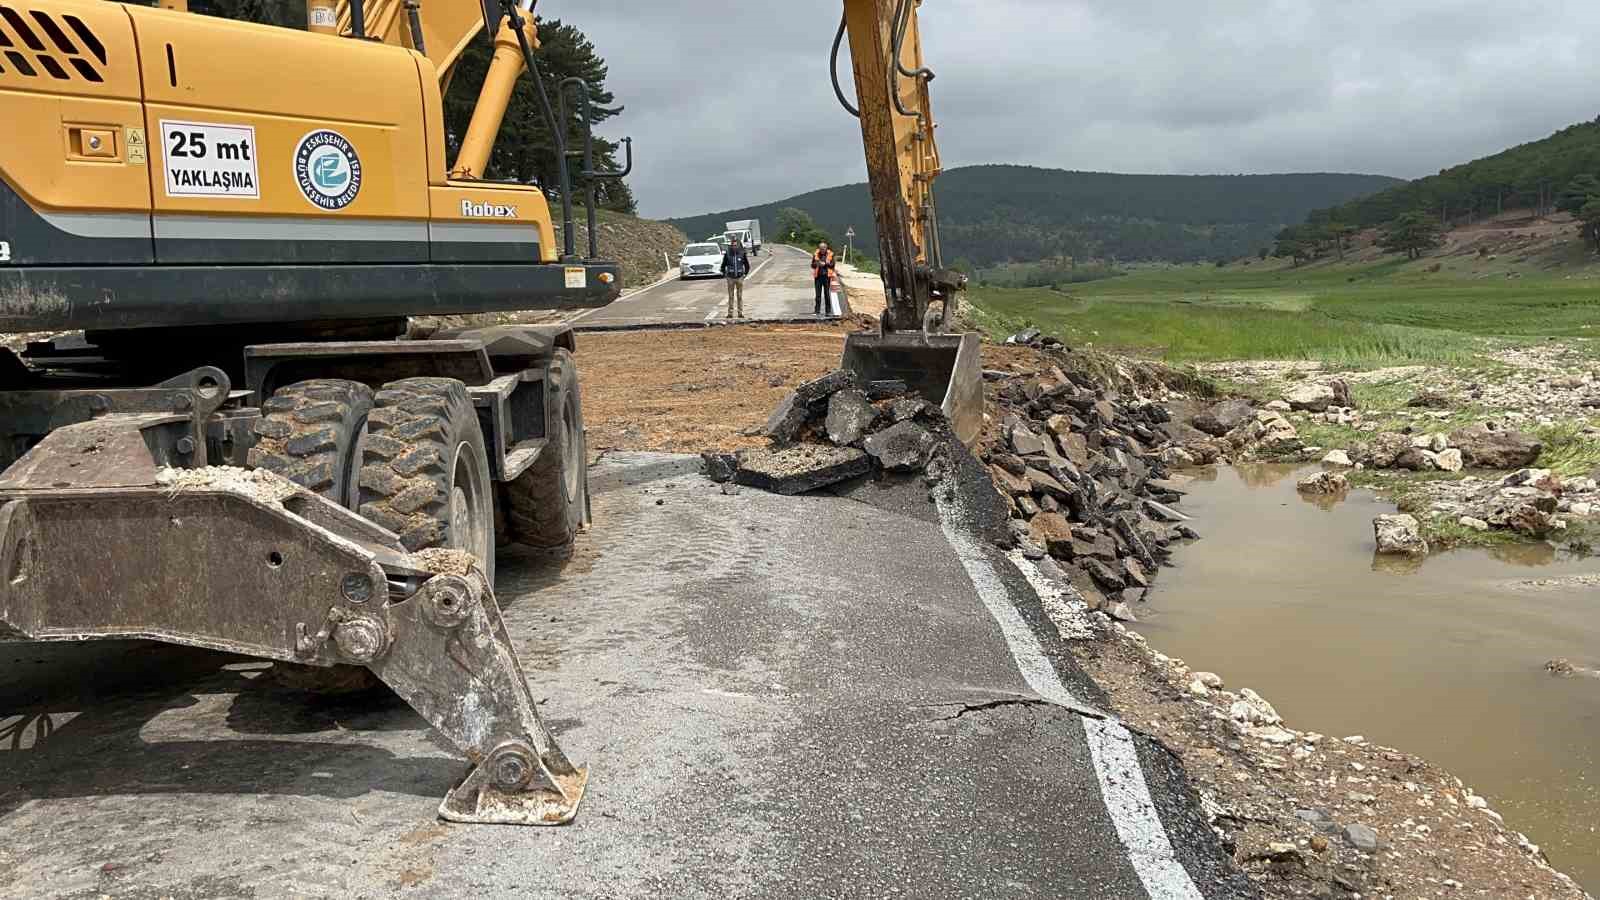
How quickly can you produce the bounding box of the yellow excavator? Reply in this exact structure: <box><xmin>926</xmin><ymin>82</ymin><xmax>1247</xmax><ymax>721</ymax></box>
<box><xmin>0</xmin><ymin>0</ymin><xmax>975</xmax><ymax>824</ymax></box>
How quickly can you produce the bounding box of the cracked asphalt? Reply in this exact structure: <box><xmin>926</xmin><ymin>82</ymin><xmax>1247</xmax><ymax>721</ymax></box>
<box><xmin>0</xmin><ymin>451</ymin><xmax>1251</xmax><ymax>898</ymax></box>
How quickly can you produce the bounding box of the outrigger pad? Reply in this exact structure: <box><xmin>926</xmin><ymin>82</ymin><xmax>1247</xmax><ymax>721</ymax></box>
<box><xmin>362</xmin><ymin>566</ymin><xmax>590</xmax><ymax>827</ymax></box>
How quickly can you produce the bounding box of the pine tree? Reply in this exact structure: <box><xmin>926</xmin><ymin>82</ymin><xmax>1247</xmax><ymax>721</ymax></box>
<box><xmin>1376</xmin><ymin>212</ymin><xmax>1444</xmax><ymax>260</ymax></box>
<box><xmin>441</xmin><ymin>18</ymin><xmax>635</xmax><ymax>212</ymax></box>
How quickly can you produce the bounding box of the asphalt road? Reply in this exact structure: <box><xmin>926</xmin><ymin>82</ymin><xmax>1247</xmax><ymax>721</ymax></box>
<box><xmin>0</xmin><ymin>453</ymin><xmax>1252</xmax><ymax>899</ymax></box>
<box><xmin>575</xmin><ymin>244</ymin><xmax>833</xmax><ymax>327</ymax></box>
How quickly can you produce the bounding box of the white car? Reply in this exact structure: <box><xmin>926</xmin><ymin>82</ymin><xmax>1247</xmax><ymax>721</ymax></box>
<box><xmin>679</xmin><ymin>243</ymin><xmax>724</xmax><ymax>279</ymax></box>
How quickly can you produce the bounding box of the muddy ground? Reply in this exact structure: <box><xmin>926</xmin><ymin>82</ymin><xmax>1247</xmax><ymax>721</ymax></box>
<box><xmin>574</xmin><ymin>323</ymin><xmax>1586</xmax><ymax>898</ymax></box>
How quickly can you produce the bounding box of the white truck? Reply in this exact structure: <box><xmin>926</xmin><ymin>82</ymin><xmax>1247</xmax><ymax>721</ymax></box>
<box><xmin>724</xmin><ymin>219</ymin><xmax>763</xmax><ymax>256</ymax></box>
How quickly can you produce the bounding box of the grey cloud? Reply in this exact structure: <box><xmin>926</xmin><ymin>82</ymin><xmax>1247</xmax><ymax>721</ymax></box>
<box><xmin>553</xmin><ymin>1</ymin><xmax>1600</xmax><ymax>218</ymax></box>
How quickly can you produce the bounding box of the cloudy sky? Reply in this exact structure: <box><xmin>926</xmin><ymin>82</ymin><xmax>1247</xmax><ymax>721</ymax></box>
<box><xmin>555</xmin><ymin>1</ymin><xmax>1600</xmax><ymax>220</ymax></box>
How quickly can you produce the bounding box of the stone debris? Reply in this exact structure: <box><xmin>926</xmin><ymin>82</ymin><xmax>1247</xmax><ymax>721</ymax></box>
<box><xmin>724</xmin><ymin>368</ymin><xmax>955</xmax><ymax>495</ymax></box>
<box><xmin>731</xmin><ymin>445</ymin><xmax>871</xmax><ymax>496</ymax></box>
<box><xmin>864</xmin><ymin>420</ymin><xmax>937</xmax><ymax>472</ymax></box>
<box><xmin>1003</xmin><ymin>327</ymin><xmax>1067</xmax><ymax>351</ymax></box>
<box><xmin>1373</xmin><ymin>513</ymin><xmax>1428</xmax><ymax>557</ymax></box>
<box><xmin>1297</xmin><ymin>471</ymin><xmax>1348</xmax><ymax>495</ymax></box>
<box><xmin>979</xmin><ymin>361</ymin><xmax>1204</xmax><ymax>618</ymax></box>
<box><xmin>824</xmin><ymin>389</ymin><xmax>876</xmax><ymax>446</ymax></box>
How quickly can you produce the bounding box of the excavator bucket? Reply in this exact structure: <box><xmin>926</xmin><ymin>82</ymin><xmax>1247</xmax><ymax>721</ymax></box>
<box><xmin>842</xmin><ymin>330</ymin><xmax>984</xmax><ymax>446</ymax></box>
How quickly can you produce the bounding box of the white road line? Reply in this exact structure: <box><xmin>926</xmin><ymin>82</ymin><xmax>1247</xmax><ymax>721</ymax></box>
<box><xmin>934</xmin><ymin>493</ymin><xmax>1206</xmax><ymax>900</ymax></box>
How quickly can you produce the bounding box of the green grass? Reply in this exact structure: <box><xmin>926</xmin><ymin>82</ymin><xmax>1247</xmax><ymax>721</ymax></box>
<box><xmin>966</xmin><ymin>258</ymin><xmax>1600</xmax><ymax>367</ymax></box>
<box><xmin>1534</xmin><ymin>422</ymin><xmax>1600</xmax><ymax>477</ymax></box>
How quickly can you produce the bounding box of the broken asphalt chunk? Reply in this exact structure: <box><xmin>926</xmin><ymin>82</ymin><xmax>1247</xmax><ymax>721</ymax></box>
<box><xmin>734</xmin><ymin>445</ymin><xmax>871</xmax><ymax>495</ymax></box>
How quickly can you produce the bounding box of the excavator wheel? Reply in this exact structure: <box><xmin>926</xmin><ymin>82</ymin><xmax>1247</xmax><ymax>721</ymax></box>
<box><xmin>359</xmin><ymin>377</ymin><xmax>496</xmax><ymax>582</ymax></box>
<box><xmin>246</xmin><ymin>379</ymin><xmax>373</xmax><ymax>507</ymax></box>
<box><xmin>505</xmin><ymin>349</ymin><xmax>588</xmax><ymax>549</ymax></box>
<box><xmin>248</xmin><ymin>378</ymin><xmax>382</xmax><ymax>694</ymax></box>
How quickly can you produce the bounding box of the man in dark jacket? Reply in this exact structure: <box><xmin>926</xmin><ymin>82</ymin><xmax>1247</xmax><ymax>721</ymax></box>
<box><xmin>811</xmin><ymin>242</ymin><xmax>836</xmax><ymax>316</ymax></box>
<box><xmin>723</xmin><ymin>237</ymin><xmax>751</xmax><ymax>318</ymax></box>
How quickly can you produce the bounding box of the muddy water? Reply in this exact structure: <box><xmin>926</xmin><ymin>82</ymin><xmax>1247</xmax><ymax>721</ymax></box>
<box><xmin>1141</xmin><ymin>465</ymin><xmax>1600</xmax><ymax>888</ymax></box>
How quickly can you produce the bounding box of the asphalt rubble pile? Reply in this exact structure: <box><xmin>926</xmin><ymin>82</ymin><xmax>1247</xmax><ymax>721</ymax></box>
<box><xmin>979</xmin><ymin>360</ymin><xmax>1200</xmax><ymax>624</ymax></box>
<box><xmin>700</xmin><ymin>369</ymin><xmax>952</xmax><ymax>495</ymax></box>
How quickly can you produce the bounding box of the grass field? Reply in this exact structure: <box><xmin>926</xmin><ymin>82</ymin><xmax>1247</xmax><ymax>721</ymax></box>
<box><xmin>967</xmin><ymin>260</ymin><xmax>1600</xmax><ymax>367</ymax></box>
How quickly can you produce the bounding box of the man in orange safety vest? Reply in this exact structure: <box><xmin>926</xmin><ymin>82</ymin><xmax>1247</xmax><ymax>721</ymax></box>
<box><xmin>811</xmin><ymin>242</ymin><xmax>837</xmax><ymax>316</ymax></box>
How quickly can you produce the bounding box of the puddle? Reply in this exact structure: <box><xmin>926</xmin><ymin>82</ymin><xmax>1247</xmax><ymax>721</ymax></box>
<box><xmin>1141</xmin><ymin>464</ymin><xmax>1600</xmax><ymax>888</ymax></box>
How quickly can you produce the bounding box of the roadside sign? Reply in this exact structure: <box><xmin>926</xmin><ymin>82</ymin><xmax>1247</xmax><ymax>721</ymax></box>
<box><xmin>845</xmin><ymin>227</ymin><xmax>856</xmax><ymax>238</ymax></box>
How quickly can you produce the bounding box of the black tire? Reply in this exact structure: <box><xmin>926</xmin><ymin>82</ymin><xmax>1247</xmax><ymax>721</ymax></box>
<box><xmin>359</xmin><ymin>377</ymin><xmax>496</xmax><ymax>583</ymax></box>
<box><xmin>506</xmin><ymin>349</ymin><xmax>587</xmax><ymax>548</ymax></box>
<box><xmin>248</xmin><ymin>379</ymin><xmax>378</xmax><ymax>695</ymax></box>
<box><xmin>246</xmin><ymin>379</ymin><xmax>372</xmax><ymax>507</ymax></box>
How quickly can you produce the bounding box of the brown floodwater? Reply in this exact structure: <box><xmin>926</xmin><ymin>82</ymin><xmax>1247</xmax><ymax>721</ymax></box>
<box><xmin>1141</xmin><ymin>465</ymin><xmax>1600</xmax><ymax>889</ymax></box>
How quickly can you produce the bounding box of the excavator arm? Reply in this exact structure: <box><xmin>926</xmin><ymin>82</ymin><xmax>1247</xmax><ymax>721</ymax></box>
<box><xmin>839</xmin><ymin>0</ymin><xmax>965</xmax><ymax>333</ymax></box>
<box><xmin>836</xmin><ymin>0</ymin><xmax>983</xmax><ymax>444</ymax></box>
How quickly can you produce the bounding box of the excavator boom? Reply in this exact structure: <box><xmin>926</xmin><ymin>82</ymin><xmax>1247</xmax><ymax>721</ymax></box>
<box><xmin>837</xmin><ymin>0</ymin><xmax>982</xmax><ymax>444</ymax></box>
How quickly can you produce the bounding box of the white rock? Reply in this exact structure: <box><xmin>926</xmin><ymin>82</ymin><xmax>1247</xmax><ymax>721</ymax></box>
<box><xmin>1458</xmin><ymin>516</ymin><xmax>1490</xmax><ymax>532</ymax></box>
<box><xmin>1410</xmin><ymin>434</ymin><xmax>1435</xmax><ymax>449</ymax></box>
<box><xmin>1284</xmin><ymin>383</ymin><xmax>1337</xmax><ymax>412</ymax></box>
<box><xmin>1430</xmin><ymin>433</ymin><xmax>1449</xmax><ymax>452</ymax></box>
<box><xmin>1192</xmin><ymin>671</ymin><xmax>1224</xmax><ymax>689</ymax></box>
<box><xmin>1187</xmin><ymin>679</ymin><xmax>1210</xmax><ymax>697</ymax></box>
<box><xmin>1322</xmin><ymin>449</ymin><xmax>1354</xmax><ymax>467</ymax></box>
<box><xmin>1374</xmin><ymin>514</ymin><xmax>1428</xmax><ymax>557</ymax></box>
<box><xmin>1466</xmin><ymin>792</ymin><xmax>1488</xmax><ymax>810</ymax></box>
<box><xmin>1265</xmin><ymin>399</ymin><xmax>1291</xmax><ymax>412</ymax></box>
<box><xmin>1249</xmin><ymin>725</ymin><xmax>1298</xmax><ymax>744</ymax></box>
<box><xmin>1435</xmin><ymin>448</ymin><xmax>1463</xmax><ymax>472</ymax></box>
<box><xmin>1230</xmin><ymin>688</ymin><xmax>1282</xmax><ymax>725</ymax></box>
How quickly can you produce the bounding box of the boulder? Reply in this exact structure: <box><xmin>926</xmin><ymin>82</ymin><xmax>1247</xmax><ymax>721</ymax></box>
<box><xmin>1193</xmin><ymin>399</ymin><xmax>1256</xmax><ymax>437</ymax></box>
<box><xmin>991</xmin><ymin>453</ymin><xmax>1027</xmax><ymax>477</ymax></box>
<box><xmin>1054</xmin><ymin>431</ymin><xmax>1090</xmax><ymax>467</ymax></box>
<box><xmin>864</xmin><ymin>421</ymin><xmax>936</xmax><ymax>472</ymax></box>
<box><xmin>824</xmin><ymin>389</ymin><xmax>876</xmax><ymax>446</ymax></box>
<box><xmin>1009</xmin><ymin>423</ymin><xmax>1052</xmax><ymax>457</ymax></box>
<box><xmin>1284</xmin><ymin>382</ymin><xmax>1337</xmax><ymax>412</ymax></box>
<box><xmin>1264</xmin><ymin>400</ymin><xmax>1292</xmax><ymax>412</ymax></box>
<box><xmin>1484</xmin><ymin>491</ymin><xmax>1559</xmax><ymax>535</ymax></box>
<box><xmin>1104</xmin><ymin>601</ymin><xmax>1138</xmax><ymax>622</ymax></box>
<box><xmin>1434</xmin><ymin>448</ymin><xmax>1464</xmax><ymax>473</ymax></box>
<box><xmin>1016</xmin><ymin>495</ymin><xmax>1040</xmax><ymax>517</ymax></box>
<box><xmin>1343</xmin><ymin>824</ymin><xmax>1380</xmax><ymax>853</ymax></box>
<box><xmin>1297</xmin><ymin>471</ymin><xmax>1348</xmax><ymax>494</ymax></box>
<box><xmin>1080</xmin><ymin>558</ymin><xmax>1127</xmax><ymax>591</ymax></box>
<box><xmin>990</xmin><ymin>465</ymin><xmax>1032</xmax><ymax>497</ymax></box>
<box><xmin>1458</xmin><ymin>516</ymin><xmax>1490</xmax><ymax>532</ymax></box>
<box><xmin>1449</xmin><ymin>423</ymin><xmax>1542</xmax><ymax>469</ymax></box>
<box><xmin>1028</xmin><ymin>512</ymin><xmax>1075</xmax><ymax>557</ymax></box>
<box><xmin>1229</xmin><ymin>689</ymin><xmax>1282</xmax><ymax>726</ymax></box>
<box><xmin>1374</xmin><ymin>514</ymin><xmax>1427</xmax><ymax>557</ymax></box>
<box><xmin>735</xmin><ymin>445</ymin><xmax>872</xmax><ymax>495</ymax></box>
<box><xmin>1025</xmin><ymin>467</ymin><xmax>1074</xmax><ymax>501</ymax></box>
<box><xmin>1393</xmin><ymin>447</ymin><xmax>1438</xmax><ymax>472</ymax></box>
<box><xmin>1360</xmin><ymin>432</ymin><xmax>1412</xmax><ymax>469</ymax></box>
<box><xmin>1160</xmin><ymin>446</ymin><xmax>1198</xmax><ymax>467</ymax></box>
<box><xmin>1322</xmin><ymin>449</ymin><xmax>1354</xmax><ymax>467</ymax></box>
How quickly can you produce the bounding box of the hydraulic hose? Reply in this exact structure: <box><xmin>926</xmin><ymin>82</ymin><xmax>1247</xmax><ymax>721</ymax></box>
<box><xmin>830</xmin><ymin>12</ymin><xmax>860</xmax><ymax>118</ymax></box>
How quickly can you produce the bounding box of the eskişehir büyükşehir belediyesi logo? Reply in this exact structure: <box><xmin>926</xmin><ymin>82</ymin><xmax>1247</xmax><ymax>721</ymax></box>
<box><xmin>293</xmin><ymin>130</ymin><xmax>362</xmax><ymax>211</ymax></box>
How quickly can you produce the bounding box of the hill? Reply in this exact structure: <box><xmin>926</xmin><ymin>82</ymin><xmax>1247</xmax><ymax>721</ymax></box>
<box><xmin>668</xmin><ymin>165</ymin><xmax>1401</xmax><ymax>267</ymax></box>
<box><xmin>1304</xmin><ymin>118</ymin><xmax>1600</xmax><ymax>230</ymax></box>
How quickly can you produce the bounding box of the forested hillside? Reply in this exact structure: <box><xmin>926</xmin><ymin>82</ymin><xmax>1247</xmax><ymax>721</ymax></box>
<box><xmin>669</xmin><ymin>166</ymin><xmax>1399</xmax><ymax>266</ymax></box>
<box><xmin>1304</xmin><ymin>118</ymin><xmax>1600</xmax><ymax>229</ymax></box>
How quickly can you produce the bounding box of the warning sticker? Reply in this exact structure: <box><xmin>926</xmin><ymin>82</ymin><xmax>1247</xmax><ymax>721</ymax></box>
<box><xmin>160</xmin><ymin>120</ymin><xmax>259</xmax><ymax>198</ymax></box>
<box><xmin>125</xmin><ymin>127</ymin><xmax>147</xmax><ymax>165</ymax></box>
<box><xmin>565</xmin><ymin>267</ymin><xmax>587</xmax><ymax>289</ymax></box>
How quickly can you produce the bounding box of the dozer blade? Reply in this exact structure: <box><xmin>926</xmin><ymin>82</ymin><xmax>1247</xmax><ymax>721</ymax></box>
<box><xmin>0</xmin><ymin>413</ymin><xmax>585</xmax><ymax>826</ymax></box>
<box><xmin>842</xmin><ymin>330</ymin><xmax>983</xmax><ymax>446</ymax></box>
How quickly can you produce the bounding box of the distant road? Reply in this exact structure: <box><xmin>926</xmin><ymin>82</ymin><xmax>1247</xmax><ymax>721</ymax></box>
<box><xmin>576</xmin><ymin>244</ymin><xmax>827</xmax><ymax>327</ymax></box>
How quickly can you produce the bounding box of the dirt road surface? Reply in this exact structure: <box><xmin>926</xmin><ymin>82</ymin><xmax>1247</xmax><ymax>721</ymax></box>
<box><xmin>0</xmin><ymin>450</ymin><xmax>1250</xmax><ymax>898</ymax></box>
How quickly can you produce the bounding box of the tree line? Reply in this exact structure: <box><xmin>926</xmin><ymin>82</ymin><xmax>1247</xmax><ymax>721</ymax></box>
<box><xmin>1282</xmin><ymin>116</ymin><xmax>1600</xmax><ymax>264</ymax></box>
